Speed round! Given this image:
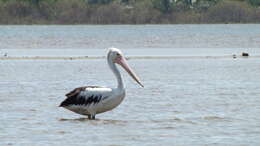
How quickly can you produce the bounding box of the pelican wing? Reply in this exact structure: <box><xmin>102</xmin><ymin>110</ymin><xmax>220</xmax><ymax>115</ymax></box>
<box><xmin>65</xmin><ymin>86</ymin><xmax>100</xmax><ymax>98</ymax></box>
<box><xmin>60</xmin><ymin>86</ymin><xmax>103</xmax><ymax>107</ymax></box>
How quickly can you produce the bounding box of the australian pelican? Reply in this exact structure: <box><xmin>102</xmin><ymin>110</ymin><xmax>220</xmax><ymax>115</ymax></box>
<box><xmin>59</xmin><ymin>48</ymin><xmax>143</xmax><ymax>119</ymax></box>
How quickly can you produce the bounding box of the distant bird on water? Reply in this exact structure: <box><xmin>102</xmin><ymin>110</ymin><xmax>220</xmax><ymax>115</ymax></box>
<box><xmin>59</xmin><ymin>48</ymin><xmax>144</xmax><ymax>119</ymax></box>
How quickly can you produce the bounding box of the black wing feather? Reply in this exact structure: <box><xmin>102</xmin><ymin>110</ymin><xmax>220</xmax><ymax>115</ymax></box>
<box><xmin>59</xmin><ymin>86</ymin><xmax>102</xmax><ymax>107</ymax></box>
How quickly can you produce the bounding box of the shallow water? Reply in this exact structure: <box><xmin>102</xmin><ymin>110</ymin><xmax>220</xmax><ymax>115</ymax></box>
<box><xmin>1</xmin><ymin>58</ymin><xmax>260</xmax><ymax>145</ymax></box>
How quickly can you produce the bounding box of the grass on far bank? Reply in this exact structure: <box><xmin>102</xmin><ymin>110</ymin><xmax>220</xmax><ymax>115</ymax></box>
<box><xmin>0</xmin><ymin>0</ymin><xmax>259</xmax><ymax>24</ymax></box>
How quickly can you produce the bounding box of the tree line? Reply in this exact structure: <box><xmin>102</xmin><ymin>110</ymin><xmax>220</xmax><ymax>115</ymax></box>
<box><xmin>0</xmin><ymin>0</ymin><xmax>259</xmax><ymax>24</ymax></box>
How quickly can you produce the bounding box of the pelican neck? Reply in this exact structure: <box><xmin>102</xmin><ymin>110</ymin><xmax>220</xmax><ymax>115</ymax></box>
<box><xmin>107</xmin><ymin>58</ymin><xmax>124</xmax><ymax>89</ymax></box>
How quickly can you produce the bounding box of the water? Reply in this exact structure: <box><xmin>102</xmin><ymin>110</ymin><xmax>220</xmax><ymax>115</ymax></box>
<box><xmin>0</xmin><ymin>24</ymin><xmax>260</xmax><ymax>50</ymax></box>
<box><xmin>0</xmin><ymin>25</ymin><xmax>260</xmax><ymax>145</ymax></box>
<box><xmin>1</xmin><ymin>59</ymin><xmax>260</xmax><ymax>145</ymax></box>
<box><xmin>1</xmin><ymin>24</ymin><xmax>260</xmax><ymax>58</ymax></box>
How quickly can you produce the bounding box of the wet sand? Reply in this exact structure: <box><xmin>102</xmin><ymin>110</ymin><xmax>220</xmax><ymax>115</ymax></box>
<box><xmin>0</xmin><ymin>55</ymin><xmax>259</xmax><ymax>60</ymax></box>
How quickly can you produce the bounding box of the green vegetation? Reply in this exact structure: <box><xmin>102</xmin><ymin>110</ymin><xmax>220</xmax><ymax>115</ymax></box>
<box><xmin>0</xmin><ymin>0</ymin><xmax>259</xmax><ymax>24</ymax></box>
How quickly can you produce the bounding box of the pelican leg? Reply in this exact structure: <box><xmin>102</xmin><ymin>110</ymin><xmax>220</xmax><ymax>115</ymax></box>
<box><xmin>91</xmin><ymin>115</ymin><xmax>95</xmax><ymax>120</ymax></box>
<box><xmin>87</xmin><ymin>115</ymin><xmax>95</xmax><ymax>120</ymax></box>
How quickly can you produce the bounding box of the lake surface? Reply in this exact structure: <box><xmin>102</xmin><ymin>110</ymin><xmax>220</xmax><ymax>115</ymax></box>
<box><xmin>1</xmin><ymin>24</ymin><xmax>260</xmax><ymax>49</ymax></box>
<box><xmin>0</xmin><ymin>25</ymin><xmax>260</xmax><ymax>146</ymax></box>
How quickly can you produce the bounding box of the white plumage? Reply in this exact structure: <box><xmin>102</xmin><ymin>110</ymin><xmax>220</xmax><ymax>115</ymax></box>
<box><xmin>60</xmin><ymin>48</ymin><xmax>143</xmax><ymax>119</ymax></box>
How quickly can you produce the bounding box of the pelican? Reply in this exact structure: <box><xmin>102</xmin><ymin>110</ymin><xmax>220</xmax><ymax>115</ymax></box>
<box><xmin>59</xmin><ymin>48</ymin><xmax>143</xmax><ymax>119</ymax></box>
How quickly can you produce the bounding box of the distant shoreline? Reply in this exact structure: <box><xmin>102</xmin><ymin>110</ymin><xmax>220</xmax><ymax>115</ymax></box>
<box><xmin>0</xmin><ymin>55</ymin><xmax>258</xmax><ymax>60</ymax></box>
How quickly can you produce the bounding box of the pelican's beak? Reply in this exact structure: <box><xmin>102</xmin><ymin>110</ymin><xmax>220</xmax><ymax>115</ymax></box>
<box><xmin>115</xmin><ymin>56</ymin><xmax>144</xmax><ymax>87</ymax></box>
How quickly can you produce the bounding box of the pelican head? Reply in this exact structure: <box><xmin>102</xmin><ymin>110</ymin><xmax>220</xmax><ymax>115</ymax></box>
<box><xmin>108</xmin><ymin>48</ymin><xmax>144</xmax><ymax>87</ymax></box>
